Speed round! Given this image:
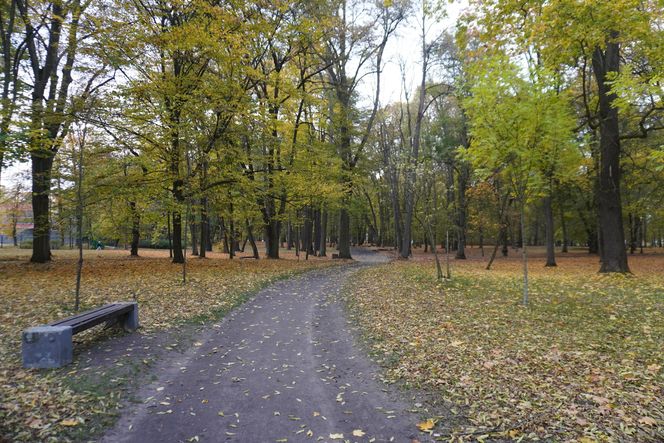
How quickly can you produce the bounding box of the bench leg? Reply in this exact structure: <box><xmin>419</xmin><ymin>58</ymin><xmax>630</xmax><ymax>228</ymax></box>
<box><xmin>123</xmin><ymin>302</ymin><xmax>139</xmax><ymax>331</ymax></box>
<box><xmin>22</xmin><ymin>326</ymin><xmax>73</xmax><ymax>369</ymax></box>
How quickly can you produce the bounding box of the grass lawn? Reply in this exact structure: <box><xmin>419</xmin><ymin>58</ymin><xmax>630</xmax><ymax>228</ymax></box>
<box><xmin>344</xmin><ymin>247</ymin><xmax>664</xmax><ymax>442</ymax></box>
<box><xmin>0</xmin><ymin>246</ymin><xmax>337</xmax><ymax>442</ymax></box>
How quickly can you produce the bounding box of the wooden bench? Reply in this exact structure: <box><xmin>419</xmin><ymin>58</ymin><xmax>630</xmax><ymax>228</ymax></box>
<box><xmin>22</xmin><ymin>302</ymin><xmax>139</xmax><ymax>369</ymax></box>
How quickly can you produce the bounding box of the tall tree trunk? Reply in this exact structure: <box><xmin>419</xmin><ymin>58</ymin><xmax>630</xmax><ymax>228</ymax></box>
<box><xmin>479</xmin><ymin>224</ymin><xmax>484</xmax><ymax>257</ymax></box>
<box><xmin>319</xmin><ymin>209</ymin><xmax>328</xmax><ymax>257</ymax></box>
<box><xmin>338</xmin><ymin>207</ymin><xmax>352</xmax><ymax>259</ymax></box>
<box><xmin>520</xmin><ymin>202</ymin><xmax>529</xmax><ymax>306</ymax></box>
<box><xmin>313</xmin><ymin>209</ymin><xmax>321</xmax><ymax>255</ymax></box>
<box><xmin>265</xmin><ymin>219</ymin><xmax>281</xmax><ymax>259</ymax></box>
<box><xmin>172</xmin><ymin>209</ymin><xmax>184</xmax><ymax>263</ymax></box>
<box><xmin>130</xmin><ymin>201</ymin><xmax>140</xmax><ymax>257</ymax></box>
<box><xmin>592</xmin><ymin>36</ymin><xmax>629</xmax><ymax>272</ymax></box>
<box><xmin>221</xmin><ymin>218</ymin><xmax>229</xmax><ymax>254</ymax></box>
<box><xmin>200</xmin><ymin>196</ymin><xmax>208</xmax><ymax>258</ymax></box>
<box><xmin>167</xmin><ymin>211</ymin><xmax>173</xmax><ymax>258</ymax></box>
<box><xmin>559</xmin><ymin>197</ymin><xmax>569</xmax><ymax>253</ymax></box>
<box><xmin>628</xmin><ymin>213</ymin><xmax>637</xmax><ymax>254</ymax></box>
<box><xmin>543</xmin><ymin>194</ymin><xmax>556</xmax><ymax>266</ymax></box>
<box><xmin>286</xmin><ymin>220</ymin><xmax>292</xmax><ymax>250</ymax></box>
<box><xmin>303</xmin><ymin>207</ymin><xmax>314</xmax><ymax>255</ymax></box>
<box><xmin>455</xmin><ymin>164</ymin><xmax>469</xmax><ymax>259</ymax></box>
<box><xmin>30</xmin><ymin>154</ymin><xmax>54</xmax><ymax>263</ymax></box>
<box><xmin>246</xmin><ymin>220</ymin><xmax>259</xmax><ymax>259</ymax></box>
<box><xmin>199</xmin><ymin>162</ymin><xmax>209</xmax><ymax>257</ymax></box>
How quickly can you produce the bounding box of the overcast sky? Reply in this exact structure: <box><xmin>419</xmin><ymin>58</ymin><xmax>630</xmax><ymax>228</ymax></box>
<box><xmin>1</xmin><ymin>1</ymin><xmax>466</xmax><ymax>188</ymax></box>
<box><xmin>369</xmin><ymin>0</ymin><xmax>465</xmax><ymax>106</ymax></box>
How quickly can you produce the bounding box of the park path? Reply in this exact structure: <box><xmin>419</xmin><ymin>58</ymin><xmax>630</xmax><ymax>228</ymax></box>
<box><xmin>102</xmin><ymin>249</ymin><xmax>427</xmax><ymax>443</ymax></box>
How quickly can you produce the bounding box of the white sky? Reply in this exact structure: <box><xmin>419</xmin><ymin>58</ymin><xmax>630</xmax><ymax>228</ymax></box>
<box><xmin>371</xmin><ymin>0</ymin><xmax>465</xmax><ymax>106</ymax></box>
<box><xmin>1</xmin><ymin>1</ymin><xmax>467</xmax><ymax>189</ymax></box>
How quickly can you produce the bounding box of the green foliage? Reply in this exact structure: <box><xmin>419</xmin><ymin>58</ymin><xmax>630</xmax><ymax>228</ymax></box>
<box><xmin>462</xmin><ymin>53</ymin><xmax>579</xmax><ymax>202</ymax></box>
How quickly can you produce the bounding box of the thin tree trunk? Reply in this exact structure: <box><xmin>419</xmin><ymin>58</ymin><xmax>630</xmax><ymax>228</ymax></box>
<box><xmin>319</xmin><ymin>209</ymin><xmax>328</xmax><ymax>257</ymax></box>
<box><xmin>543</xmin><ymin>194</ymin><xmax>556</xmax><ymax>267</ymax></box>
<box><xmin>190</xmin><ymin>208</ymin><xmax>199</xmax><ymax>256</ymax></box>
<box><xmin>200</xmin><ymin>196</ymin><xmax>208</xmax><ymax>258</ymax></box>
<box><xmin>445</xmin><ymin>230</ymin><xmax>451</xmax><ymax>279</ymax></box>
<box><xmin>74</xmin><ymin>129</ymin><xmax>85</xmax><ymax>311</ymax></box>
<box><xmin>246</xmin><ymin>220</ymin><xmax>259</xmax><ymax>259</ymax></box>
<box><xmin>479</xmin><ymin>224</ymin><xmax>484</xmax><ymax>257</ymax></box>
<box><xmin>313</xmin><ymin>209</ymin><xmax>321</xmax><ymax>254</ymax></box>
<box><xmin>520</xmin><ymin>203</ymin><xmax>529</xmax><ymax>306</ymax></box>
<box><xmin>167</xmin><ymin>211</ymin><xmax>173</xmax><ymax>258</ymax></box>
<box><xmin>560</xmin><ymin>198</ymin><xmax>569</xmax><ymax>253</ymax></box>
<box><xmin>455</xmin><ymin>165</ymin><xmax>469</xmax><ymax>259</ymax></box>
<box><xmin>286</xmin><ymin>220</ymin><xmax>292</xmax><ymax>250</ymax></box>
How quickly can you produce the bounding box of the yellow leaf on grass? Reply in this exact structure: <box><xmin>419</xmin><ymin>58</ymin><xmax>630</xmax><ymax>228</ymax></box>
<box><xmin>352</xmin><ymin>429</ymin><xmax>366</xmax><ymax>437</ymax></box>
<box><xmin>60</xmin><ymin>419</ymin><xmax>79</xmax><ymax>427</ymax></box>
<box><xmin>639</xmin><ymin>416</ymin><xmax>657</xmax><ymax>426</ymax></box>
<box><xmin>417</xmin><ymin>419</ymin><xmax>436</xmax><ymax>431</ymax></box>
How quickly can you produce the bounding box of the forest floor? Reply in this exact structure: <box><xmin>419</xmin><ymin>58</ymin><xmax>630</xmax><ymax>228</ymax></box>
<box><xmin>2</xmin><ymin>246</ymin><xmax>663</xmax><ymax>442</ymax></box>
<box><xmin>0</xmin><ymin>246</ymin><xmax>339</xmax><ymax>442</ymax></box>
<box><xmin>344</xmin><ymin>246</ymin><xmax>664</xmax><ymax>442</ymax></box>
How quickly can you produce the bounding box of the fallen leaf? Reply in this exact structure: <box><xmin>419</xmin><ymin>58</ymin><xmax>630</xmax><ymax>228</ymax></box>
<box><xmin>417</xmin><ymin>419</ymin><xmax>436</xmax><ymax>431</ymax></box>
<box><xmin>638</xmin><ymin>416</ymin><xmax>657</xmax><ymax>426</ymax></box>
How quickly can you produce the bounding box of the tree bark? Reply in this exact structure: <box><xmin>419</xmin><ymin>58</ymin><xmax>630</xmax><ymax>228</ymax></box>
<box><xmin>520</xmin><ymin>203</ymin><xmax>529</xmax><ymax>306</ymax></box>
<box><xmin>246</xmin><ymin>220</ymin><xmax>259</xmax><ymax>259</ymax></box>
<box><xmin>560</xmin><ymin>198</ymin><xmax>568</xmax><ymax>253</ymax></box>
<box><xmin>172</xmin><ymin>209</ymin><xmax>184</xmax><ymax>263</ymax></box>
<box><xmin>167</xmin><ymin>212</ymin><xmax>173</xmax><ymax>258</ymax></box>
<box><xmin>313</xmin><ymin>209</ymin><xmax>321</xmax><ymax>254</ymax></box>
<box><xmin>130</xmin><ymin>201</ymin><xmax>140</xmax><ymax>256</ymax></box>
<box><xmin>455</xmin><ymin>164</ymin><xmax>469</xmax><ymax>259</ymax></box>
<box><xmin>592</xmin><ymin>36</ymin><xmax>629</xmax><ymax>272</ymax></box>
<box><xmin>319</xmin><ymin>209</ymin><xmax>328</xmax><ymax>257</ymax></box>
<box><xmin>338</xmin><ymin>207</ymin><xmax>352</xmax><ymax>259</ymax></box>
<box><xmin>265</xmin><ymin>219</ymin><xmax>281</xmax><ymax>259</ymax></box>
<box><xmin>190</xmin><ymin>208</ymin><xmax>199</xmax><ymax>256</ymax></box>
<box><xmin>200</xmin><ymin>196</ymin><xmax>208</xmax><ymax>258</ymax></box>
<box><xmin>543</xmin><ymin>195</ymin><xmax>556</xmax><ymax>266</ymax></box>
<box><xmin>30</xmin><ymin>154</ymin><xmax>54</xmax><ymax>263</ymax></box>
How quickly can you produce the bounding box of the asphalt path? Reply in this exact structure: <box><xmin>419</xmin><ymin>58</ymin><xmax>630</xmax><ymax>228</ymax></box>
<box><xmin>102</xmin><ymin>249</ymin><xmax>428</xmax><ymax>443</ymax></box>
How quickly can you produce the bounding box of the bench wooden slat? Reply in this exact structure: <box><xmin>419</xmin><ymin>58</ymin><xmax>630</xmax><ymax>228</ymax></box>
<box><xmin>50</xmin><ymin>303</ymin><xmax>121</xmax><ymax>327</ymax></box>
<box><xmin>49</xmin><ymin>303</ymin><xmax>134</xmax><ymax>334</ymax></box>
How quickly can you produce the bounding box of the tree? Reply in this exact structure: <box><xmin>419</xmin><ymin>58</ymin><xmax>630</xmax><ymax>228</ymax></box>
<box><xmin>322</xmin><ymin>0</ymin><xmax>406</xmax><ymax>259</ymax></box>
<box><xmin>0</xmin><ymin>0</ymin><xmax>24</xmax><ymax>181</ymax></box>
<box><xmin>466</xmin><ymin>0</ymin><xmax>664</xmax><ymax>272</ymax></box>
<box><xmin>15</xmin><ymin>0</ymin><xmax>111</xmax><ymax>263</ymax></box>
<box><xmin>463</xmin><ymin>53</ymin><xmax>578</xmax><ymax>304</ymax></box>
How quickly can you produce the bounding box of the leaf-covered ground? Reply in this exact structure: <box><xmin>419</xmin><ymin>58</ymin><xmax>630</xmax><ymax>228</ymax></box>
<box><xmin>0</xmin><ymin>247</ymin><xmax>337</xmax><ymax>442</ymax></box>
<box><xmin>344</xmin><ymin>248</ymin><xmax>664</xmax><ymax>442</ymax></box>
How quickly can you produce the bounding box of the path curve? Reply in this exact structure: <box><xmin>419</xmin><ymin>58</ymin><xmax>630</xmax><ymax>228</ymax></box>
<box><xmin>103</xmin><ymin>249</ymin><xmax>427</xmax><ymax>443</ymax></box>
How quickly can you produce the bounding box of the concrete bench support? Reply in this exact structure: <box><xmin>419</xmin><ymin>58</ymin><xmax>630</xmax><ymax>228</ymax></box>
<box><xmin>22</xmin><ymin>326</ymin><xmax>73</xmax><ymax>369</ymax></box>
<box><xmin>124</xmin><ymin>302</ymin><xmax>139</xmax><ymax>331</ymax></box>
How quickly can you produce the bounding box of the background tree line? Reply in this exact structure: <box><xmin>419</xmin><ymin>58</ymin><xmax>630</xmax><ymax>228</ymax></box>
<box><xmin>0</xmin><ymin>0</ymin><xmax>662</xmax><ymax>274</ymax></box>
